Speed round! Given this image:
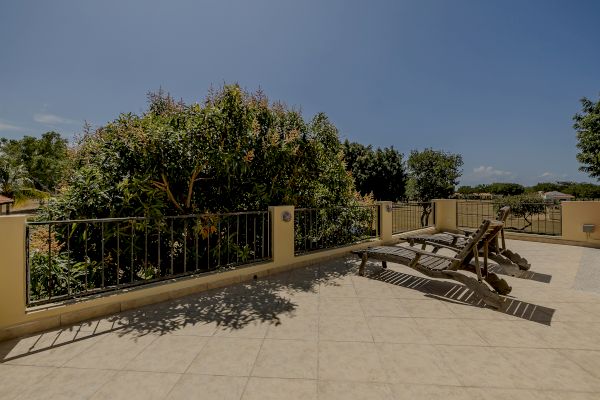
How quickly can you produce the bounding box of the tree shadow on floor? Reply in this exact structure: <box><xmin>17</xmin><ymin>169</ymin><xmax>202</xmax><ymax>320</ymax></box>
<box><xmin>0</xmin><ymin>258</ymin><xmax>359</xmax><ymax>362</ymax></box>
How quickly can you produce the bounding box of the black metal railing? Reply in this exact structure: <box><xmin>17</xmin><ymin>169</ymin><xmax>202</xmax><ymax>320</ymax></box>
<box><xmin>294</xmin><ymin>205</ymin><xmax>379</xmax><ymax>255</ymax></box>
<box><xmin>392</xmin><ymin>202</ymin><xmax>435</xmax><ymax>234</ymax></box>
<box><xmin>456</xmin><ymin>200</ymin><xmax>561</xmax><ymax>236</ymax></box>
<box><xmin>26</xmin><ymin>211</ymin><xmax>271</xmax><ymax>306</ymax></box>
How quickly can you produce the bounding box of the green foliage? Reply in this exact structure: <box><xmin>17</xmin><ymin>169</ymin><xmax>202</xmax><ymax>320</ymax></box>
<box><xmin>485</xmin><ymin>182</ymin><xmax>525</xmax><ymax>196</ymax></box>
<box><xmin>573</xmin><ymin>95</ymin><xmax>600</xmax><ymax>180</ymax></box>
<box><xmin>525</xmin><ymin>181</ymin><xmax>600</xmax><ymax>199</ymax></box>
<box><xmin>0</xmin><ymin>132</ymin><xmax>69</xmax><ymax>195</ymax></box>
<box><xmin>342</xmin><ymin>140</ymin><xmax>406</xmax><ymax>201</ymax></box>
<box><xmin>406</xmin><ymin>148</ymin><xmax>463</xmax><ymax>201</ymax></box>
<box><xmin>43</xmin><ymin>85</ymin><xmax>357</xmax><ymax>220</ymax></box>
<box><xmin>494</xmin><ymin>194</ymin><xmax>545</xmax><ymax>230</ymax></box>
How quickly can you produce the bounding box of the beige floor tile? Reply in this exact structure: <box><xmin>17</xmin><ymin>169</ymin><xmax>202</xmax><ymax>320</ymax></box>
<box><xmin>496</xmin><ymin>347</ymin><xmax>600</xmax><ymax>392</ymax></box>
<box><xmin>186</xmin><ymin>337</ymin><xmax>262</xmax><ymax>376</ymax></box>
<box><xmin>124</xmin><ymin>335</ymin><xmax>209</xmax><ymax>373</ymax></box>
<box><xmin>376</xmin><ymin>343</ymin><xmax>460</xmax><ymax>386</ymax></box>
<box><xmin>464</xmin><ymin>387</ymin><xmax>549</xmax><ymax>400</ymax></box>
<box><xmin>401</xmin><ymin>299</ymin><xmax>458</xmax><ymax>319</ymax></box>
<box><xmin>16</xmin><ymin>367</ymin><xmax>115</xmax><ymax>400</ymax></box>
<box><xmin>64</xmin><ymin>333</ymin><xmax>158</xmax><ymax>370</ymax></box>
<box><xmin>319</xmin><ymin>297</ymin><xmax>363</xmax><ymax>316</ymax></box>
<box><xmin>319</xmin><ymin>283</ymin><xmax>357</xmax><ymax>297</ymax></box>
<box><xmin>318</xmin><ymin>341</ymin><xmax>386</xmax><ymax>383</ymax></box>
<box><xmin>90</xmin><ymin>370</ymin><xmax>181</xmax><ymax>400</ymax></box>
<box><xmin>367</xmin><ymin>317</ymin><xmax>429</xmax><ymax>344</ymax></box>
<box><xmin>241</xmin><ymin>377</ymin><xmax>317</xmax><ymax>400</ymax></box>
<box><xmin>1</xmin><ymin>331</ymin><xmax>101</xmax><ymax>367</ymax></box>
<box><xmin>319</xmin><ymin>315</ymin><xmax>373</xmax><ymax>342</ymax></box>
<box><xmin>556</xmin><ymin>349</ymin><xmax>600</xmax><ymax>379</ymax></box>
<box><xmin>251</xmin><ymin>339</ymin><xmax>317</xmax><ymax>379</ymax></box>
<box><xmin>530</xmin><ymin>322</ymin><xmax>600</xmax><ymax>350</ymax></box>
<box><xmin>318</xmin><ymin>380</ymin><xmax>394</xmax><ymax>400</ymax></box>
<box><xmin>0</xmin><ymin>365</ymin><xmax>55</xmax><ymax>400</ymax></box>
<box><xmin>359</xmin><ymin>298</ymin><xmax>411</xmax><ymax>318</ymax></box>
<box><xmin>353</xmin><ymin>283</ymin><xmax>395</xmax><ymax>299</ymax></box>
<box><xmin>465</xmin><ymin>320</ymin><xmax>549</xmax><ymax>348</ymax></box>
<box><xmin>436</xmin><ymin>345</ymin><xmax>534</xmax><ymax>389</ymax></box>
<box><xmin>166</xmin><ymin>374</ymin><xmax>247</xmax><ymax>400</ymax></box>
<box><xmin>265</xmin><ymin>314</ymin><xmax>318</xmax><ymax>341</ymax></box>
<box><xmin>414</xmin><ymin>318</ymin><xmax>487</xmax><ymax>346</ymax></box>
<box><xmin>391</xmin><ymin>383</ymin><xmax>472</xmax><ymax>400</ymax></box>
<box><xmin>169</xmin><ymin>320</ymin><xmax>218</xmax><ymax>337</ymax></box>
<box><xmin>213</xmin><ymin>319</ymin><xmax>270</xmax><ymax>339</ymax></box>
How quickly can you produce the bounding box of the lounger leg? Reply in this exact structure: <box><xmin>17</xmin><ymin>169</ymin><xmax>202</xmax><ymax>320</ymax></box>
<box><xmin>358</xmin><ymin>252</ymin><xmax>368</xmax><ymax>276</ymax></box>
<box><xmin>382</xmin><ymin>261</ymin><xmax>387</xmax><ymax>269</ymax></box>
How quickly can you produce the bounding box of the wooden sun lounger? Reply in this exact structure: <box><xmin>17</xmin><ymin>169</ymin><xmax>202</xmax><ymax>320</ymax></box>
<box><xmin>406</xmin><ymin>206</ymin><xmax>531</xmax><ymax>272</ymax></box>
<box><xmin>355</xmin><ymin>219</ymin><xmax>511</xmax><ymax>309</ymax></box>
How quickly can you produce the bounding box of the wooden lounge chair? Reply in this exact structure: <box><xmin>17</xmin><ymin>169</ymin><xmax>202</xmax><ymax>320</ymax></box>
<box><xmin>407</xmin><ymin>206</ymin><xmax>531</xmax><ymax>272</ymax></box>
<box><xmin>355</xmin><ymin>219</ymin><xmax>511</xmax><ymax>309</ymax></box>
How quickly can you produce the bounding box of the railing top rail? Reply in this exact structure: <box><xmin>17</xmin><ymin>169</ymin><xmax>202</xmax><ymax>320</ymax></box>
<box><xmin>294</xmin><ymin>205</ymin><xmax>377</xmax><ymax>212</ymax></box>
<box><xmin>27</xmin><ymin>210</ymin><xmax>269</xmax><ymax>225</ymax></box>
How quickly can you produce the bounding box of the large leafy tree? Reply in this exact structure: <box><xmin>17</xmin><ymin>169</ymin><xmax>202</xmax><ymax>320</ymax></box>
<box><xmin>406</xmin><ymin>148</ymin><xmax>463</xmax><ymax>225</ymax></box>
<box><xmin>573</xmin><ymin>95</ymin><xmax>600</xmax><ymax>180</ymax></box>
<box><xmin>45</xmin><ymin>85</ymin><xmax>358</xmax><ymax>219</ymax></box>
<box><xmin>342</xmin><ymin>140</ymin><xmax>406</xmax><ymax>201</ymax></box>
<box><xmin>0</xmin><ymin>131</ymin><xmax>69</xmax><ymax>193</ymax></box>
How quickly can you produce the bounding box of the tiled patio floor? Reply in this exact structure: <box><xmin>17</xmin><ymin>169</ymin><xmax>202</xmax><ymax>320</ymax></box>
<box><xmin>2</xmin><ymin>240</ymin><xmax>600</xmax><ymax>399</ymax></box>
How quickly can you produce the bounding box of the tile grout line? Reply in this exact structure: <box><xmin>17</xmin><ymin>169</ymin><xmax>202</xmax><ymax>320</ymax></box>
<box><xmin>353</xmin><ymin>268</ymin><xmax>396</xmax><ymax>392</ymax></box>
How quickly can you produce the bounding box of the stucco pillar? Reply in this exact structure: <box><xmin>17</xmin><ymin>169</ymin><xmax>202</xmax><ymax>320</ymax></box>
<box><xmin>433</xmin><ymin>199</ymin><xmax>457</xmax><ymax>232</ymax></box>
<box><xmin>268</xmin><ymin>206</ymin><xmax>295</xmax><ymax>267</ymax></box>
<box><xmin>561</xmin><ymin>201</ymin><xmax>600</xmax><ymax>243</ymax></box>
<box><xmin>377</xmin><ymin>201</ymin><xmax>393</xmax><ymax>243</ymax></box>
<box><xmin>0</xmin><ymin>215</ymin><xmax>27</xmax><ymax>329</ymax></box>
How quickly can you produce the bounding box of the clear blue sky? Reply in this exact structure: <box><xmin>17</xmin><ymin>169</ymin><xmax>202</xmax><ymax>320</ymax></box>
<box><xmin>1</xmin><ymin>0</ymin><xmax>599</xmax><ymax>186</ymax></box>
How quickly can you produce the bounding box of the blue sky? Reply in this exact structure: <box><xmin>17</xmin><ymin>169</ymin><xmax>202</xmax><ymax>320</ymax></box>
<box><xmin>1</xmin><ymin>0</ymin><xmax>599</xmax><ymax>186</ymax></box>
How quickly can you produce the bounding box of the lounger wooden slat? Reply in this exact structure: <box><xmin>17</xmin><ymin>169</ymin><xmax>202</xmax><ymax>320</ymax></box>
<box><xmin>355</xmin><ymin>219</ymin><xmax>512</xmax><ymax>309</ymax></box>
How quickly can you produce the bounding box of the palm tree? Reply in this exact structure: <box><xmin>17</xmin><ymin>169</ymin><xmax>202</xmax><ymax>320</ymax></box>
<box><xmin>0</xmin><ymin>160</ymin><xmax>47</xmax><ymax>204</ymax></box>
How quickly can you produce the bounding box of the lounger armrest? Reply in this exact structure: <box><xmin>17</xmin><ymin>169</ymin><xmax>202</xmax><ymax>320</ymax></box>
<box><xmin>401</xmin><ymin>246</ymin><xmax>459</xmax><ymax>262</ymax></box>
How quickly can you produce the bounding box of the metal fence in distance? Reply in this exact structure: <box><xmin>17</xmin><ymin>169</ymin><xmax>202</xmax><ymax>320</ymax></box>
<box><xmin>294</xmin><ymin>205</ymin><xmax>379</xmax><ymax>255</ymax></box>
<box><xmin>26</xmin><ymin>211</ymin><xmax>271</xmax><ymax>306</ymax></box>
<box><xmin>392</xmin><ymin>202</ymin><xmax>435</xmax><ymax>234</ymax></box>
<box><xmin>456</xmin><ymin>200</ymin><xmax>561</xmax><ymax>236</ymax></box>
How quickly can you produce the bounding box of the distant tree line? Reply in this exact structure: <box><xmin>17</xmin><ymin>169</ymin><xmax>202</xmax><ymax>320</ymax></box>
<box><xmin>457</xmin><ymin>181</ymin><xmax>600</xmax><ymax>199</ymax></box>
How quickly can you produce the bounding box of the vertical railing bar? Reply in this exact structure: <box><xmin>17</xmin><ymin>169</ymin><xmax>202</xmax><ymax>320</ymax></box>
<box><xmin>207</xmin><ymin>221</ymin><xmax>211</xmax><ymax>271</ymax></box>
<box><xmin>116</xmin><ymin>222</ymin><xmax>120</xmax><ymax>286</ymax></box>
<box><xmin>261</xmin><ymin>212</ymin><xmax>265</xmax><ymax>259</ymax></box>
<box><xmin>253</xmin><ymin>217</ymin><xmax>256</xmax><ymax>261</ymax></box>
<box><xmin>26</xmin><ymin>225</ymin><xmax>31</xmax><ymax>305</ymax></box>
<box><xmin>170</xmin><ymin>218</ymin><xmax>174</xmax><ymax>276</ymax></box>
<box><xmin>85</xmin><ymin>224</ymin><xmax>89</xmax><ymax>291</ymax></box>
<box><xmin>67</xmin><ymin>223</ymin><xmax>71</xmax><ymax>295</ymax></box>
<box><xmin>183</xmin><ymin>219</ymin><xmax>187</xmax><ymax>273</ymax></box>
<box><xmin>157</xmin><ymin>221</ymin><xmax>161</xmax><ymax>277</ymax></box>
<box><xmin>130</xmin><ymin>221</ymin><xmax>134</xmax><ymax>284</ymax></box>
<box><xmin>267</xmin><ymin>211</ymin><xmax>271</xmax><ymax>258</ymax></box>
<box><xmin>101</xmin><ymin>222</ymin><xmax>105</xmax><ymax>289</ymax></box>
<box><xmin>47</xmin><ymin>223</ymin><xmax>52</xmax><ymax>301</ymax></box>
<box><xmin>144</xmin><ymin>219</ymin><xmax>148</xmax><ymax>271</ymax></box>
<box><xmin>227</xmin><ymin>218</ymin><xmax>230</xmax><ymax>266</ymax></box>
<box><xmin>195</xmin><ymin>218</ymin><xmax>199</xmax><ymax>271</ymax></box>
<box><xmin>217</xmin><ymin>220</ymin><xmax>220</xmax><ymax>267</ymax></box>
<box><xmin>236</xmin><ymin>215</ymin><xmax>239</xmax><ymax>264</ymax></box>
